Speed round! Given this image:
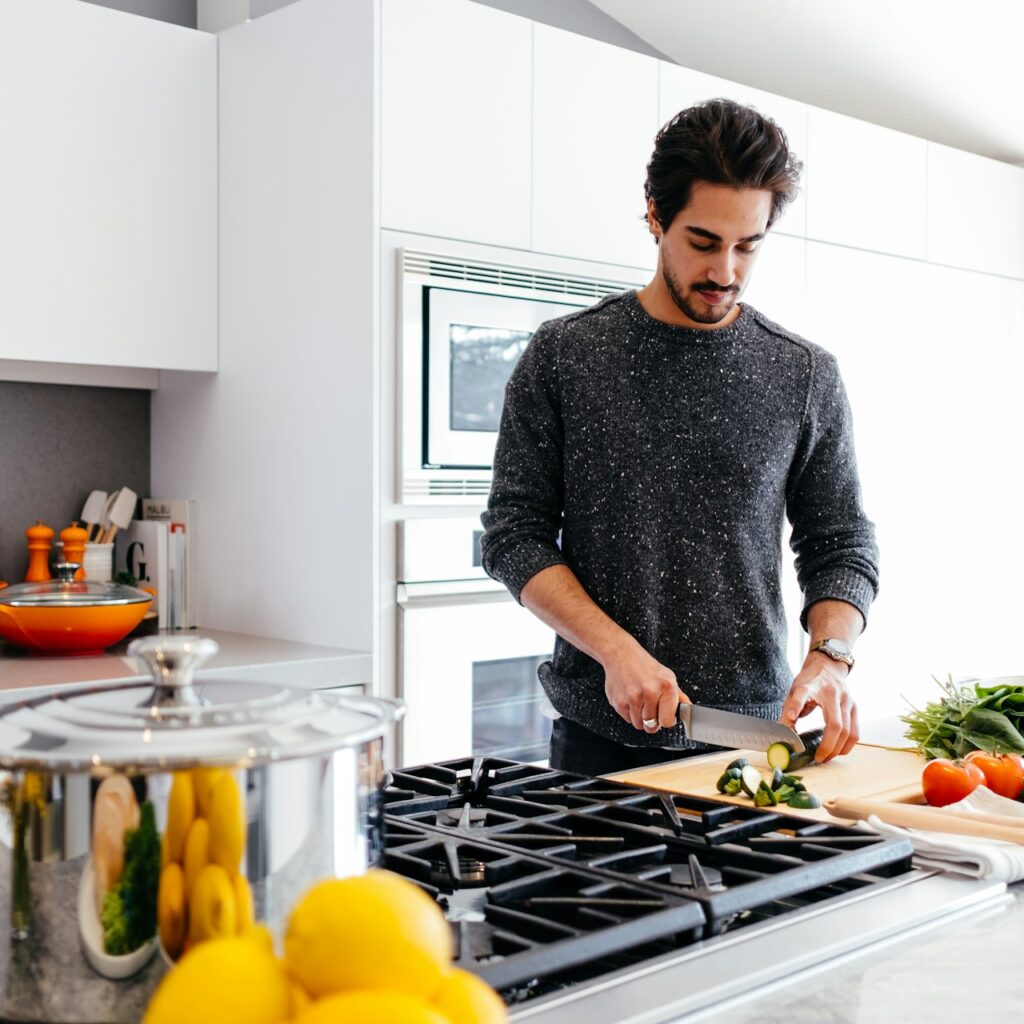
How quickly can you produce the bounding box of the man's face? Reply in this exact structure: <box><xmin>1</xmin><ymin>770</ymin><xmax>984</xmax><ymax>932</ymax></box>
<box><xmin>648</xmin><ymin>182</ymin><xmax>773</xmax><ymax>327</ymax></box>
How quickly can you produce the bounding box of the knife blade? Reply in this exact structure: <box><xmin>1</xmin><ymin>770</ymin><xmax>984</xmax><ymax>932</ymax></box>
<box><xmin>667</xmin><ymin>704</ymin><xmax>805</xmax><ymax>752</ymax></box>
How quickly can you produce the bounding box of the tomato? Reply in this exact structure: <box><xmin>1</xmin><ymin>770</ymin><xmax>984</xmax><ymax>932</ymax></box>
<box><xmin>962</xmin><ymin>750</ymin><xmax>1024</xmax><ymax>799</ymax></box>
<box><xmin>921</xmin><ymin>758</ymin><xmax>985</xmax><ymax>807</ymax></box>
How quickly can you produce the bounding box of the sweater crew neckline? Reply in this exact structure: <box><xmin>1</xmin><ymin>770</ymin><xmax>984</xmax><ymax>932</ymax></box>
<box><xmin>625</xmin><ymin>289</ymin><xmax>750</xmax><ymax>344</ymax></box>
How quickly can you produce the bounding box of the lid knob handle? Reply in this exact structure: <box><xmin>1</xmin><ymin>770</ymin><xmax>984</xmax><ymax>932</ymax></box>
<box><xmin>128</xmin><ymin>636</ymin><xmax>219</xmax><ymax>709</ymax></box>
<box><xmin>52</xmin><ymin>562</ymin><xmax>82</xmax><ymax>583</ymax></box>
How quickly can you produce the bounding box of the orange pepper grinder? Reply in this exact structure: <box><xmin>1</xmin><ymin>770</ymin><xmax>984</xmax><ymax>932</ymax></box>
<box><xmin>60</xmin><ymin>522</ymin><xmax>88</xmax><ymax>580</ymax></box>
<box><xmin>25</xmin><ymin>521</ymin><xmax>54</xmax><ymax>582</ymax></box>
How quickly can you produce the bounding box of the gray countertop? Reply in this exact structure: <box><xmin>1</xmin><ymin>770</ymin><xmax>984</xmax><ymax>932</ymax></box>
<box><xmin>0</xmin><ymin>627</ymin><xmax>372</xmax><ymax>699</ymax></box>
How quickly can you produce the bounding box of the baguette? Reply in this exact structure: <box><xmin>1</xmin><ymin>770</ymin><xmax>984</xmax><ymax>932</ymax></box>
<box><xmin>91</xmin><ymin>776</ymin><xmax>140</xmax><ymax>918</ymax></box>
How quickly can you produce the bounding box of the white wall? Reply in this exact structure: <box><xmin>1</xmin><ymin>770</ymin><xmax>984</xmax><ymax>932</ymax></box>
<box><xmin>151</xmin><ymin>0</ymin><xmax>377</xmax><ymax>651</ymax></box>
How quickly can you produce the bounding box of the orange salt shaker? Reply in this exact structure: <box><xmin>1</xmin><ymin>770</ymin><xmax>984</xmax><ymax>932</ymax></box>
<box><xmin>60</xmin><ymin>522</ymin><xmax>89</xmax><ymax>580</ymax></box>
<box><xmin>25</xmin><ymin>521</ymin><xmax>54</xmax><ymax>582</ymax></box>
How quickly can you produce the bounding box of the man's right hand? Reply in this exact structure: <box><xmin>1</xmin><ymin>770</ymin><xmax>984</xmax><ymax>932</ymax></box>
<box><xmin>601</xmin><ymin>640</ymin><xmax>690</xmax><ymax>734</ymax></box>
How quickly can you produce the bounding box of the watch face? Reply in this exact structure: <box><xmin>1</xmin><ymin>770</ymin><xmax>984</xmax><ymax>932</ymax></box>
<box><xmin>827</xmin><ymin>639</ymin><xmax>852</xmax><ymax>655</ymax></box>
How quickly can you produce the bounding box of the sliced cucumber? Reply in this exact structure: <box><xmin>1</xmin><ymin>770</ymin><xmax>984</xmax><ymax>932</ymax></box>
<box><xmin>766</xmin><ymin>742</ymin><xmax>793</xmax><ymax>771</ymax></box>
<box><xmin>770</xmin><ymin>767</ymin><xmax>785</xmax><ymax>790</ymax></box>
<box><xmin>739</xmin><ymin>764</ymin><xmax>763</xmax><ymax>797</ymax></box>
<box><xmin>754</xmin><ymin>781</ymin><xmax>778</xmax><ymax>807</ymax></box>
<box><xmin>779</xmin><ymin>774</ymin><xmax>803</xmax><ymax>787</ymax></box>
<box><xmin>774</xmin><ymin>784</ymin><xmax>795</xmax><ymax>803</ymax></box>
<box><xmin>787</xmin><ymin>729</ymin><xmax>825</xmax><ymax>770</ymax></box>
<box><xmin>786</xmin><ymin>790</ymin><xmax>822</xmax><ymax>810</ymax></box>
<box><xmin>723</xmin><ymin>778</ymin><xmax>743</xmax><ymax>796</ymax></box>
<box><xmin>727</xmin><ymin>757</ymin><xmax>750</xmax><ymax>771</ymax></box>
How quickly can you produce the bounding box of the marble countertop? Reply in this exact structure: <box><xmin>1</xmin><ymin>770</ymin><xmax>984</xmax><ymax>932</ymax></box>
<box><xmin>0</xmin><ymin>627</ymin><xmax>372</xmax><ymax>699</ymax></box>
<box><xmin>688</xmin><ymin>883</ymin><xmax>1023</xmax><ymax>1023</ymax></box>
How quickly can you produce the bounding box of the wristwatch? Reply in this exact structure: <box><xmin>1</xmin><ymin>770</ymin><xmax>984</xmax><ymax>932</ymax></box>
<box><xmin>808</xmin><ymin>637</ymin><xmax>855</xmax><ymax>670</ymax></box>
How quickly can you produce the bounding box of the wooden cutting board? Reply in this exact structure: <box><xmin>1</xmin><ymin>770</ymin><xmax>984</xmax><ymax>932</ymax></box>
<box><xmin>612</xmin><ymin>743</ymin><xmax>926</xmax><ymax>823</ymax></box>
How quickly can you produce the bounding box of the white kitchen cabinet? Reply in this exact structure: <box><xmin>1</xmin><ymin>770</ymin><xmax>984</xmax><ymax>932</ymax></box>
<box><xmin>805</xmin><ymin>107</ymin><xmax>927</xmax><ymax>261</ymax></box>
<box><xmin>532</xmin><ymin>24</ymin><xmax>659</xmax><ymax>270</ymax></box>
<box><xmin>926</xmin><ymin>142</ymin><xmax>1024</xmax><ymax>279</ymax></box>
<box><xmin>0</xmin><ymin>0</ymin><xmax>217</xmax><ymax>372</ymax></box>
<box><xmin>658</xmin><ymin>63</ymin><xmax>808</xmax><ymax>239</ymax></box>
<box><xmin>380</xmin><ymin>0</ymin><xmax>532</xmax><ymax>249</ymax></box>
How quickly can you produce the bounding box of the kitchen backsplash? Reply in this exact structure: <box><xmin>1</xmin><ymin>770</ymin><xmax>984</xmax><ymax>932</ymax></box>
<box><xmin>0</xmin><ymin>381</ymin><xmax>150</xmax><ymax>583</ymax></box>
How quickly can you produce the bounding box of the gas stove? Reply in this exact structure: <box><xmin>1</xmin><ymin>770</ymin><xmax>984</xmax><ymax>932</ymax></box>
<box><xmin>384</xmin><ymin>757</ymin><xmax>1008</xmax><ymax>1023</ymax></box>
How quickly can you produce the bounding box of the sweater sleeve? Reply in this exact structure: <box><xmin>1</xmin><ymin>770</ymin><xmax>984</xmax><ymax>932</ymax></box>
<box><xmin>480</xmin><ymin>323</ymin><xmax>568</xmax><ymax>602</ymax></box>
<box><xmin>786</xmin><ymin>347</ymin><xmax>879</xmax><ymax>630</ymax></box>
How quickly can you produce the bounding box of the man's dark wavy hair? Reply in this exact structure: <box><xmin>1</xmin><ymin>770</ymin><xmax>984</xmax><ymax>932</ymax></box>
<box><xmin>644</xmin><ymin>98</ymin><xmax>803</xmax><ymax>232</ymax></box>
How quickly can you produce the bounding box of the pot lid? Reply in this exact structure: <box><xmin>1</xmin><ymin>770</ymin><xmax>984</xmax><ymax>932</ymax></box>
<box><xmin>0</xmin><ymin>563</ymin><xmax>151</xmax><ymax>607</ymax></box>
<box><xmin>0</xmin><ymin>636</ymin><xmax>403</xmax><ymax>772</ymax></box>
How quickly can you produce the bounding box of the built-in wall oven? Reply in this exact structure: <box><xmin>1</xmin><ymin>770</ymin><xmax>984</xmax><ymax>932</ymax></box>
<box><xmin>397</xmin><ymin>517</ymin><xmax>557</xmax><ymax>766</ymax></box>
<box><xmin>398</xmin><ymin>248</ymin><xmax>643</xmax><ymax>503</ymax></box>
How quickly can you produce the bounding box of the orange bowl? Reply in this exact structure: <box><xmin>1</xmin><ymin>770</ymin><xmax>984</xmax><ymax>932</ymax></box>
<box><xmin>0</xmin><ymin>599</ymin><xmax>152</xmax><ymax>656</ymax></box>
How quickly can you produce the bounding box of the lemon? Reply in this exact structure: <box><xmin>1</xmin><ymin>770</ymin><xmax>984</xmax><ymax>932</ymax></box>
<box><xmin>285</xmin><ymin>870</ymin><xmax>452</xmax><ymax>999</ymax></box>
<box><xmin>233</xmin><ymin>873</ymin><xmax>254</xmax><ymax>933</ymax></box>
<box><xmin>189</xmin><ymin>863</ymin><xmax>237</xmax><ymax>945</ymax></box>
<box><xmin>208</xmin><ymin>773</ymin><xmax>245</xmax><ymax>873</ymax></box>
<box><xmin>182</xmin><ymin>817</ymin><xmax>209</xmax><ymax>901</ymax></box>
<box><xmin>192</xmin><ymin>767</ymin><xmax>226</xmax><ymax>817</ymax></box>
<box><xmin>143</xmin><ymin>932</ymin><xmax>290</xmax><ymax>1024</ymax></box>
<box><xmin>292</xmin><ymin>990</ymin><xmax>451</xmax><ymax>1024</ymax></box>
<box><xmin>433</xmin><ymin>968</ymin><xmax>507</xmax><ymax>1024</ymax></box>
<box><xmin>157</xmin><ymin>862</ymin><xmax>187</xmax><ymax>960</ymax></box>
<box><xmin>288</xmin><ymin>979</ymin><xmax>312</xmax><ymax>1018</ymax></box>
<box><xmin>164</xmin><ymin>772</ymin><xmax>195</xmax><ymax>865</ymax></box>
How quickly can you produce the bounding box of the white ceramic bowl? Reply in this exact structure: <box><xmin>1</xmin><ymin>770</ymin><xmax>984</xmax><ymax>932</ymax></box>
<box><xmin>77</xmin><ymin>856</ymin><xmax>157</xmax><ymax>980</ymax></box>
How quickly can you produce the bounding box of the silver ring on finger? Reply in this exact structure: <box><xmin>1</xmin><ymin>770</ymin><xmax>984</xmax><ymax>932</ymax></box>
<box><xmin>642</xmin><ymin>717</ymin><xmax>659</xmax><ymax>729</ymax></box>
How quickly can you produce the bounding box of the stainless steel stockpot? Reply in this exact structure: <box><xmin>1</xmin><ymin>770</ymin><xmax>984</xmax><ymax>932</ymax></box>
<box><xmin>0</xmin><ymin>636</ymin><xmax>402</xmax><ymax>1024</ymax></box>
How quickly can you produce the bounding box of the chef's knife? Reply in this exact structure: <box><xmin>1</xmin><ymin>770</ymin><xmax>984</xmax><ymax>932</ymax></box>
<box><xmin>667</xmin><ymin>704</ymin><xmax>805</xmax><ymax>752</ymax></box>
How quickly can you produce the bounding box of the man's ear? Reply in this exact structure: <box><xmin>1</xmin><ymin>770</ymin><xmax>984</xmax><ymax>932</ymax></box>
<box><xmin>645</xmin><ymin>198</ymin><xmax>662</xmax><ymax>242</ymax></box>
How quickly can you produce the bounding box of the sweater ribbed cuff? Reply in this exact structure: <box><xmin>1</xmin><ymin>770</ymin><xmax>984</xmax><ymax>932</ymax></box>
<box><xmin>800</xmin><ymin>567</ymin><xmax>877</xmax><ymax>631</ymax></box>
<box><xmin>488</xmin><ymin>541</ymin><xmax>567</xmax><ymax>604</ymax></box>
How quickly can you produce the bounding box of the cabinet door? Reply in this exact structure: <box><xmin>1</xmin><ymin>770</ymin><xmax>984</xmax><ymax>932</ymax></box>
<box><xmin>380</xmin><ymin>0</ymin><xmax>532</xmax><ymax>249</ymax></box>
<box><xmin>738</xmin><ymin>232</ymin><xmax>806</xmax><ymax>336</ymax></box>
<box><xmin>926</xmin><ymin>142</ymin><xmax>1024</xmax><ymax>279</ymax></box>
<box><xmin>659</xmin><ymin>64</ymin><xmax>808</xmax><ymax>238</ymax></box>
<box><xmin>532</xmin><ymin>24</ymin><xmax>659</xmax><ymax>270</ymax></box>
<box><xmin>0</xmin><ymin>1</ymin><xmax>217</xmax><ymax>371</ymax></box>
<box><xmin>805</xmin><ymin>107</ymin><xmax>927</xmax><ymax>260</ymax></box>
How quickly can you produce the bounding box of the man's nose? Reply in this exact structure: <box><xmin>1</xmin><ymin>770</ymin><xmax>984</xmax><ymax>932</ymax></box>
<box><xmin>706</xmin><ymin>251</ymin><xmax>737</xmax><ymax>287</ymax></box>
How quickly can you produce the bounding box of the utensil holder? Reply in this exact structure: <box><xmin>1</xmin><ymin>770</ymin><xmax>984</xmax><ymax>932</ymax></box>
<box><xmin>83</xmin><ymin>543</ymin><xmax>114</xmax><ymax>582</ymax></box>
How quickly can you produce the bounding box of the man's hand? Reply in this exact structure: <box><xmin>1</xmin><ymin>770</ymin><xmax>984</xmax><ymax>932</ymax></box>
<box><xmin>780</xmin><ymin>653</ymin><xmax>858</xmax><ymax>762</ymax></box>
<box><xmin>602</xmin><ymin>639</ymin><xmax>690</xmax><ymax>734</ymax></box>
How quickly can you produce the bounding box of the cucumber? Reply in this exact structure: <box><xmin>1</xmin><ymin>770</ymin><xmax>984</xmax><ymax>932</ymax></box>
<box><xmin>723</xmin><ymin>778</ymin><xmax>743</xmax><ymax>796</ymax></box>
<box><xmin>786</xmin><ymin>790</ymin><xmax>822</xmax><ymax>810</ymax></box>
<box><xmin>766</xmin><ymin>742</ymin><xmax>792</xmax><ymax>771</ymax></box>
<box><xmin>770</xmin><ymin>767</ymin><xmax>785</xmax><ymax>790</ymax></box>
<box><xmin>774</xmin><ymin>784</ymin><xmax>795</xmax><ymax>803</ymax></box>
<box><xmin>739</xmin><ymin>765</ymin><xmax>763</xmax><ymax>797</ymax></box>
<box><xmin>754</xmin><ymin>781</ymin><xmax>778</xmax><ymax>807</ymax></box>
<box><xmin>786</xmin><ymin>729</ymin><xmax>825</xmax><ymax>770</ymax></box>
<box><xmin>727</xmin><ymin>757</ymin><xmax>750</xmax><ymax>771</ymax></box>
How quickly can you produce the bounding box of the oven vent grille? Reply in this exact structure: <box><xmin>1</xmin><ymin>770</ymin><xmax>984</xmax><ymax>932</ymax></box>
<box><xmin>402</xmin><ymin>249</ymin><xmax>640</xmax><ymax>301</ymax></box>
<box><xmin>405</xmin><ymin>477</ymin><xmax>492</xmax><ymax>498</ymax></box>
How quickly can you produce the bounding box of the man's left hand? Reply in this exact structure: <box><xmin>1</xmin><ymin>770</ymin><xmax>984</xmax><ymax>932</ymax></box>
<box><xmin>780</xmin><ymin>654</ymin><xmax>858</xmax><ymax>762</ymax></box>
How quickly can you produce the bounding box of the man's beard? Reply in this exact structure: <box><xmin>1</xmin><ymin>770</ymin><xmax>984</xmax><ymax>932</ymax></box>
<box><xmin>663</xmin><ymin>265</ymin><xmax>738</xmax><ymax>325</ymax></box>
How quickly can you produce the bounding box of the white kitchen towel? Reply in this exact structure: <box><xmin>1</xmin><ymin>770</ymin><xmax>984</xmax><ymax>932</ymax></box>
<box><xmin>866</xmin><ymin>786</ymin><xmax>1024</xmax><ymax>882</ymax></box>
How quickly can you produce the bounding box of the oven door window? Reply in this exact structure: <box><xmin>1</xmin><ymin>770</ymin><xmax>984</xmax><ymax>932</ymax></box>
<box><xmin>424</xmin><ymin>286</ymin><xmax>581</xmax><ymax>468</ymax></box>
<box><xmin>472</xmin><ymin>654</ymin><xmax>551</xmax><ymax>763</ymax></box>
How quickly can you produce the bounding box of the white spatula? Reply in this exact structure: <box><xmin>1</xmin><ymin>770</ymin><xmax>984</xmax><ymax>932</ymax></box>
<box><xmin>80</xmin><ymin>491</ymin><xmax>108</xmax><ymax>543</ymax></box>
<box><xmin>101</xmin><ymin>487</ymin><xmax>137</xmax><ymax>544</ymax></box>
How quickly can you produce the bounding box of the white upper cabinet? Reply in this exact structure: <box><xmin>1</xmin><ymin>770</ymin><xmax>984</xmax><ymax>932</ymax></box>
<box><xmin>926</xmin><ymin>143</ymin><xmax>1024</xmax><ymax>279</ymax></box>
<box><xmin>380</xmin><ymin>0</ymin><xmax>532</xmax><ymax>249</ymax></box>
<box><xmin>658</xmin><ymin>64</ymin><xmax>808</xmax><ymax>238</ymax></box>
<box><xmin>805</xmin><ymin>107</ymin><xmax>927</xmax><ymax>260</ymax></box>
<box><xmin>532</xmin><ymin>24</ymin><xmax>659</xmax><ymax>270</ymax></box>
<box><xmin>739</xmin><ymin>232</ymin><xmax>807</xmax><ymax>336</ymax></box>
<box><xmin>0</xmin><ymin>0</ymin><xmax>217</xmax><ymax>372</ymax></box>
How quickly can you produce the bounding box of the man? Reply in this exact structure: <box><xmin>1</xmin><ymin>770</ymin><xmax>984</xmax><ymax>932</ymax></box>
<box><xmin>480</xmin><ymin>99</ymin><xmax>879</xmax><ymax>777</ymax></box>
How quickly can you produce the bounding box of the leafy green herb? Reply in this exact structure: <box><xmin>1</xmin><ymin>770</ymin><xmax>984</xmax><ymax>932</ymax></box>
<box><xmin>101</xmin><ymin>800</ymin><xmax>160</xmax><ymax>955</ymax></box>
<box><xmin>901</xmin><ymin>675</ymin><xmax>1024</xmax><ymax>759</ymax></box>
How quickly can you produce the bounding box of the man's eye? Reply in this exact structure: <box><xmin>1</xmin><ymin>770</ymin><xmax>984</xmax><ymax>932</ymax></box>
<box><xmin>737</xmin><ymin>245</ymin><xmax>758</xmax><ymax>255</ymax></box>
<box><xmin>690</xmin><ymin>242</ymin><xmax>714</xmax><ymax>252</ymax></box>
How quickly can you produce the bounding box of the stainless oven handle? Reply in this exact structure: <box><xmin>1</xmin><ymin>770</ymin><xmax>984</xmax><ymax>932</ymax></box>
<box><xmin>397</xmin><ymin>579</ymin><xmax>513</xmax><ymax>608</ymax></box>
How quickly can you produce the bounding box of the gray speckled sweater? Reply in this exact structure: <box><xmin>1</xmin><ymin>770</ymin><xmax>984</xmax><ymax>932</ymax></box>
<box><xmin>480</xmin><ymin>290</ymin><xmax>879</xmax><ymax>750</ymax></box>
